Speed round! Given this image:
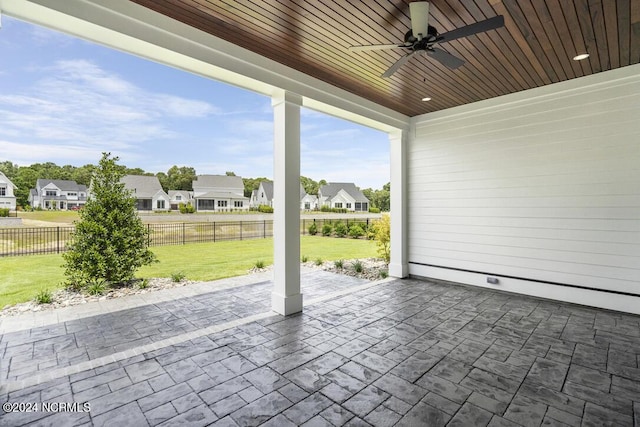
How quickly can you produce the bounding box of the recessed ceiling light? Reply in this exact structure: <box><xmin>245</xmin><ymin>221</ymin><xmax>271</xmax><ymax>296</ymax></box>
<box><xmin>573</xmin><ymin>53</ymin><xmax>589</xmax><ymax>61</ymax></box>
<box><xmin>421</xmin><ymin>97</ymin><xmax>432</xmax><ymax>101</ymax></box>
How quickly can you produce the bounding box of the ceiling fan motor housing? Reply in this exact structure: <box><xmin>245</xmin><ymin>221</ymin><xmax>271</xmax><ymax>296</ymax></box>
<box><xmin>404</xmin><ymin>25</ymin><xmax>439</xmax><ymax>46</ymax></box>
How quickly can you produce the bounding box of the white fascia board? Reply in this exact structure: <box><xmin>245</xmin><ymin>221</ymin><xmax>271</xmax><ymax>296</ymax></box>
<box><xmin>0</xmin><ymin>175</ymin><xmax>17</xmax><ymax>190</ymax></box>
<box><xmin>152</xmin><ymin>190</ymin><xmax>169</xmax><ymax>200</ymax></box>
<box><xmin>2</xmin><ymin>0</ymin><xmax>409</xmax><ymax>132</ymax></box>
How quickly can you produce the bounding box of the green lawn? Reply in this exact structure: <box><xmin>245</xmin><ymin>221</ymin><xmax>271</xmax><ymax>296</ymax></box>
<box><xmin>0</xmin><ymin>236</ymin><xmax>377</xmax><ymax>308</ymax></box>
<box><xmin>19</xmin><ymin>211</ymin><xmax>80</xmax><ymax>224</ymax></box>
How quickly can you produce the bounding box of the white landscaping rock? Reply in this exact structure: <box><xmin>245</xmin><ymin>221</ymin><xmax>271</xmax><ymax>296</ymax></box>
<box><xmin>1</xmin><ymin>258</ymin><xmax>388</xmax><ymax>317</ymax></box>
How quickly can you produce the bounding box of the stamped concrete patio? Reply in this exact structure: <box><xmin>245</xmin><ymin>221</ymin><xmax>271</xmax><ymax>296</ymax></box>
<box><xmin>1</xmin><ymin>269</ymin><xmax>639</xmax><ymax>426</ymax></box>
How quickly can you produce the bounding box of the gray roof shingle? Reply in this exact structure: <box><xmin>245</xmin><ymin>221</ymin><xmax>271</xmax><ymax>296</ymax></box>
<box><xmin>36</xmin><ymin>179</ymin><xmax>87</xmax><ymax>192</ymax></box>
<box><xmin>260</xmin><ymin>181</ymin><xmax>274</xmax><ymax>201</ymax></box>
<box><xmin>259</xmin><ymin>181</ymin><xmax>307</xmax><ymax>201</ymax></box>
<box><xmin>193</xmin><ymin>175</ymin><xmax>244</xmax><ymax>191</ymax></box>
<box><xmin>121</xmin><ymin>175</ymin><xmax>165</xmax><ymax>198</ymax></box>
<box><xmin>319</xmin><ymin>182</ymin><xmax>369</xmax><ymax>202</ymax></box>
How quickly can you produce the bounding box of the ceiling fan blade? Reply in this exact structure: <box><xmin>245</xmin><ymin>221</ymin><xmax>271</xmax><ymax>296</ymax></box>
<box><xmin>349</xmin><ymin>44</ymin><xmax>404</xmax><ymax>52</ymax></box>
<box><xmin>382</xmin><ymin>51</ymin><xmax>417</xmax><ymax>78</ymax></box>
<box><xmin>409</xmin><ymin>1</ymin><xmax>429</xmax><ymax>40</ymax></box>
<box><xmin>427</xmin><ymin>48</ymin><xmax>465</xmax><ymax>69</ymax></box>
<box><xmin>438</xmin><ymin>15</ymin><xmax>504</xmax><ymax>43</ymax></box>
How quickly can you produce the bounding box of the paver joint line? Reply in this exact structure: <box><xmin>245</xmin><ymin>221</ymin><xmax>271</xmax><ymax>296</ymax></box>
<box><xmin>1</xmin><ymin>272</ymin><xmax>639</xmax><ymax>427</ymax></box>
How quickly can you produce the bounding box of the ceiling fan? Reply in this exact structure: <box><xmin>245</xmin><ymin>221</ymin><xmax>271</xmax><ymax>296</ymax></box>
<box><xmin>349</xmin><ymin>2</ymin><xmax>505</xmax><ymax>78</ymax></box>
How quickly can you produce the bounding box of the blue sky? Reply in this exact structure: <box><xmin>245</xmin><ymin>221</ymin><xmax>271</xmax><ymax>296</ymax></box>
<box><xmin>0</xmin><ymin>16</ymin><xmax>390</xmax><ymax>189</ymax></box>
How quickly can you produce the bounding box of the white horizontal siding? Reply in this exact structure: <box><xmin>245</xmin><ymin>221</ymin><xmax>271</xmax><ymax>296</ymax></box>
<box><xmin>407</xmin><ymin>65</ymin><xmax>640</xmax><ymax>308</ymax></box>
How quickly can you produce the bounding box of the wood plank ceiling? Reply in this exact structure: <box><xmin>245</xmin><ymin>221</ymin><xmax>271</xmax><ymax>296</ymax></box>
<box><xmin>130</xmin><ymin>0</ymin><xmax>640</xmax><ymax>117</ymax></box>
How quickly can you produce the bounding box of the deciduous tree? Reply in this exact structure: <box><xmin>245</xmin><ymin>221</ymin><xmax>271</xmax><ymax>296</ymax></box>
<box><xmin>372</xmin><ymin>214</ymin><xmax>391</xmax><ymax>263</ymax></box>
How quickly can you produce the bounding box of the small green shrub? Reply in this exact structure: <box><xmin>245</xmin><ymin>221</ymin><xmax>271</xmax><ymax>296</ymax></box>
<box><xmin>34</xmin><ymin>289</ymin><xmax>52</xmax><ymax>304</ymax></box>
<box><xmin>334</xmin><ymin>222</ymin><xmax>348</xmax><ymax>238</ymax></box>
<box><xmin>348</xmin><ymin>224</ymin><xmax>365</xmax><ymax>239</ymax></box>
<box><xmin>321</xmin><ymin>224</ymin><xmax>333</xmax><ymax>236</ymax></box>
<box><xmin>379</xmin><ymin>270</ymin><xmax>389</xmax><ymax>279</ymax></box>
<box><xmin>171</xmin><ymin>271</ymin><xmax>186</xmax><ymax>282</ymax></box>
<box><xmin>254</xmin><ymin>260</ymin><xmax>265</xmax><ymax>269</ymax></box>
<box><xmin>179</xmin><ymin>202</ymin><xmax>195</xmax><ymax>214</ymax></box>
<box><xmin>258</xmin><ymin>204</ymin><xmax>274</xmax><ymax>213</ymax></box>
<box><xmin>138</xmin><ymin>278</ymin><xmax>149</xmax><ymax>289</ymax></box>
<box><xmin>372</xmin><ymin>215</ymin><xmax>391</xmax><ymax>263</ymax></box>
<box><xmin>308</xmin><ymin>222</ymin><xmax>318</xmax><ymax>236</ymax></box>
<box><xmin>352</xmin><ymin>260</ymin><xmax>364</xmax><ymax>273</ymax></box>
<box><xmin>301</xmin><ymin>255</ymin><xmax>308</xmax><ymax>263</ymax></box>
<box><xmin>314</xmin><ymin>258</ymin><xmax>323</xmax><ymax>266</ymax></box>
<box><xmin>334</xmin><ymin>259</ymin><xmax>344</xmax><ymax>269</ymax></box>
<box><xmin>87</xmin><ymin>279</ymin><xmax>107</xmax><ymax>295</ymax></box>
<box><xmin>369</xmin><ymin>207</ymin><xmax>381</xmax><ymax>213</ymax></box>
<box><xmin>0</xmin><ymin>208</ymin><xmax>9</xmax><ymax>217</ymax></box>
<box><xmin>320</xmin><ymin>205</ymin><xmax>331</xmax><ymax>212</ymax></box>
<box><xmin>331</xmin><ymin>208</ymin><xmax>348</xmax><ymax>213</ymax></box>
<box><xmin>366</xmin><ymin>226</ymin><xmax>376</xmax><ymax>240</ymax></box>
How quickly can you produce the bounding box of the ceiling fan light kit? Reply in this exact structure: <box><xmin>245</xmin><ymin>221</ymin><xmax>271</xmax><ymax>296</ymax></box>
<box><xmin>409</xmin><ymin>1</ymin><xmax>430</xmax><ymax>40</ymax></box>
<box><xmin>349</xmin><ymin>1</ymin><xmax>505</xmax><ymax>78</ymax></box>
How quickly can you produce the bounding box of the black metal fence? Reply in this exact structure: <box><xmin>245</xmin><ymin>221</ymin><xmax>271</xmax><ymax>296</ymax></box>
<box><xmin>0</xmin><ymin>218</ymin><xmax>373</xmax><ymax>257</ymax></box>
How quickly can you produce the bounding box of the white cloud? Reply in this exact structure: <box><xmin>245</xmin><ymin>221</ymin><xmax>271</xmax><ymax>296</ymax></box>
<box><xmin>0</xmin><ymin>45</ymin><xmax>390</xmax><ymax>189</ymax></box>
<box><xmin>0</xmin><ymin>59</ymin><xmax>220</xmax><ymax>154</ymax></box>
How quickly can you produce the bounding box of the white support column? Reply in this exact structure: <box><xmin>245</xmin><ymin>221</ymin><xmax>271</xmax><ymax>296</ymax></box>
<box><xmin>389</xmin><ymin>127</ymin><xmax>409</xmax><ymax>278</ymax></box>
<box><xmin>271</xmin><ymin>90</ymin><xmax>303</xmax><ymax>315</ymax></box>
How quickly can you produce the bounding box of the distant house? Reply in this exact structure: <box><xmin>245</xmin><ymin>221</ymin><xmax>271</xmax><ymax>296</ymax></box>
<box><xmin>29</xmin><ymin>179</ymin><xmax>88</xmax><ymax>210</ymax></box>
<box><xmin>254</xmin><ymin>181</ymin><xmax>274</xmax><ymax>207</ymax></box>
<box><xmin>121</xmin><ymin>175</ymin><xmax>170</xmax><ymax>212</ymax></box>
<box><xmin>168</xmin><ymin>190</ymin><xmax>193</xmax><ymax>210</ymax></box>
<box><xmin>0</xmin><ymin>172</ymin><xmax>17</xmax><ymax>210</ymax></box>
<box><xmin>249</xmin><ymin>189</ymin><xmax>258</xmax><ymax>209</ymax></box>
<box><xmin>253</xmin><ymin>181</ymin><xmax>314</xmax><ymax>210</ymax></box>
<box><xmin>301</xmin><ymin>193</ymin><xmax>318</xmax><ymax>210</ymax></box>
<box><xmin>192</xmin><ymin>175</ymin><xmax>249</xmax><ymax>212</ymax></box>
<box><xmin>318</xmin><ymin>182</ymin><xmax>369</xmax><ymax>212</ymax></box>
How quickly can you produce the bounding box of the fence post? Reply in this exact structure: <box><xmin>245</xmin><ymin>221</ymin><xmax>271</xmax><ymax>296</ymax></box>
<box><xmin>240</xmin><ymin>221</ymin><xmax>243</xmax><ymax>241</ymax></box>
<box><xmin>57</xmin><ymin>227</ymin><xmax>60</xmax><ymax>254</ymax></box>
<box><xmin>147</xmin><ymin>224</ymin><xmax>151</xmax><ymax>246</ymax></box>
<box><xmin>213</xmin><ymin>222</ymin><xmax>216</xmax><ymax>242</ymax></box>
<box><xmin>182</xmin><ymin>223</ymin><xmax>185</xmax><ymax>245</ymax></box>
<box><xmin>263</xmin><ymin>220</ymin><xmax>266</xmax><ymax>239</ymax></box>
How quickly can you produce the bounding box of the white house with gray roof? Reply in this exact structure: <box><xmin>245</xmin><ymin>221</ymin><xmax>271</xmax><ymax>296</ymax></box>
<box><xmin>29</xmin><ymin>179</ymin><xmax>88</xmax><ymax>210</ymax></box>
<box><xmin>192</xmin><ymin>175</ymin><xmax>248</xmax><ymax>212</ymax></box>
<box><xmin>0</xmin><ymin>172</ymin><xmax>17</xmax><ymax>211</ymax></box>
<box><xmin>251</xmin><ymin>180</ymin><xmax>315</xmax><ymax>210</ymax></box>
<box><xmin>318</xmin><ymin>182</ymin><xmax>369</xmax><ymax>212</ymax></box>
<box><xmin>121</xmin><ymin>175</ymin><xmax>170</xmax><ymax>212</ymax></box>
<box><xmin>168</xmin><ymin>190</ymin><xmax>193</xmax><ymax>210</ymax></box>
<box><xmin>253</xmin><ymin>181</ymin><xmax>274</xmax><ymax>208</ymax></box>
<box><xmin>301</xmin><ymin>193</ymin><xmax>318</xmax><ymax>211</ymax></box>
